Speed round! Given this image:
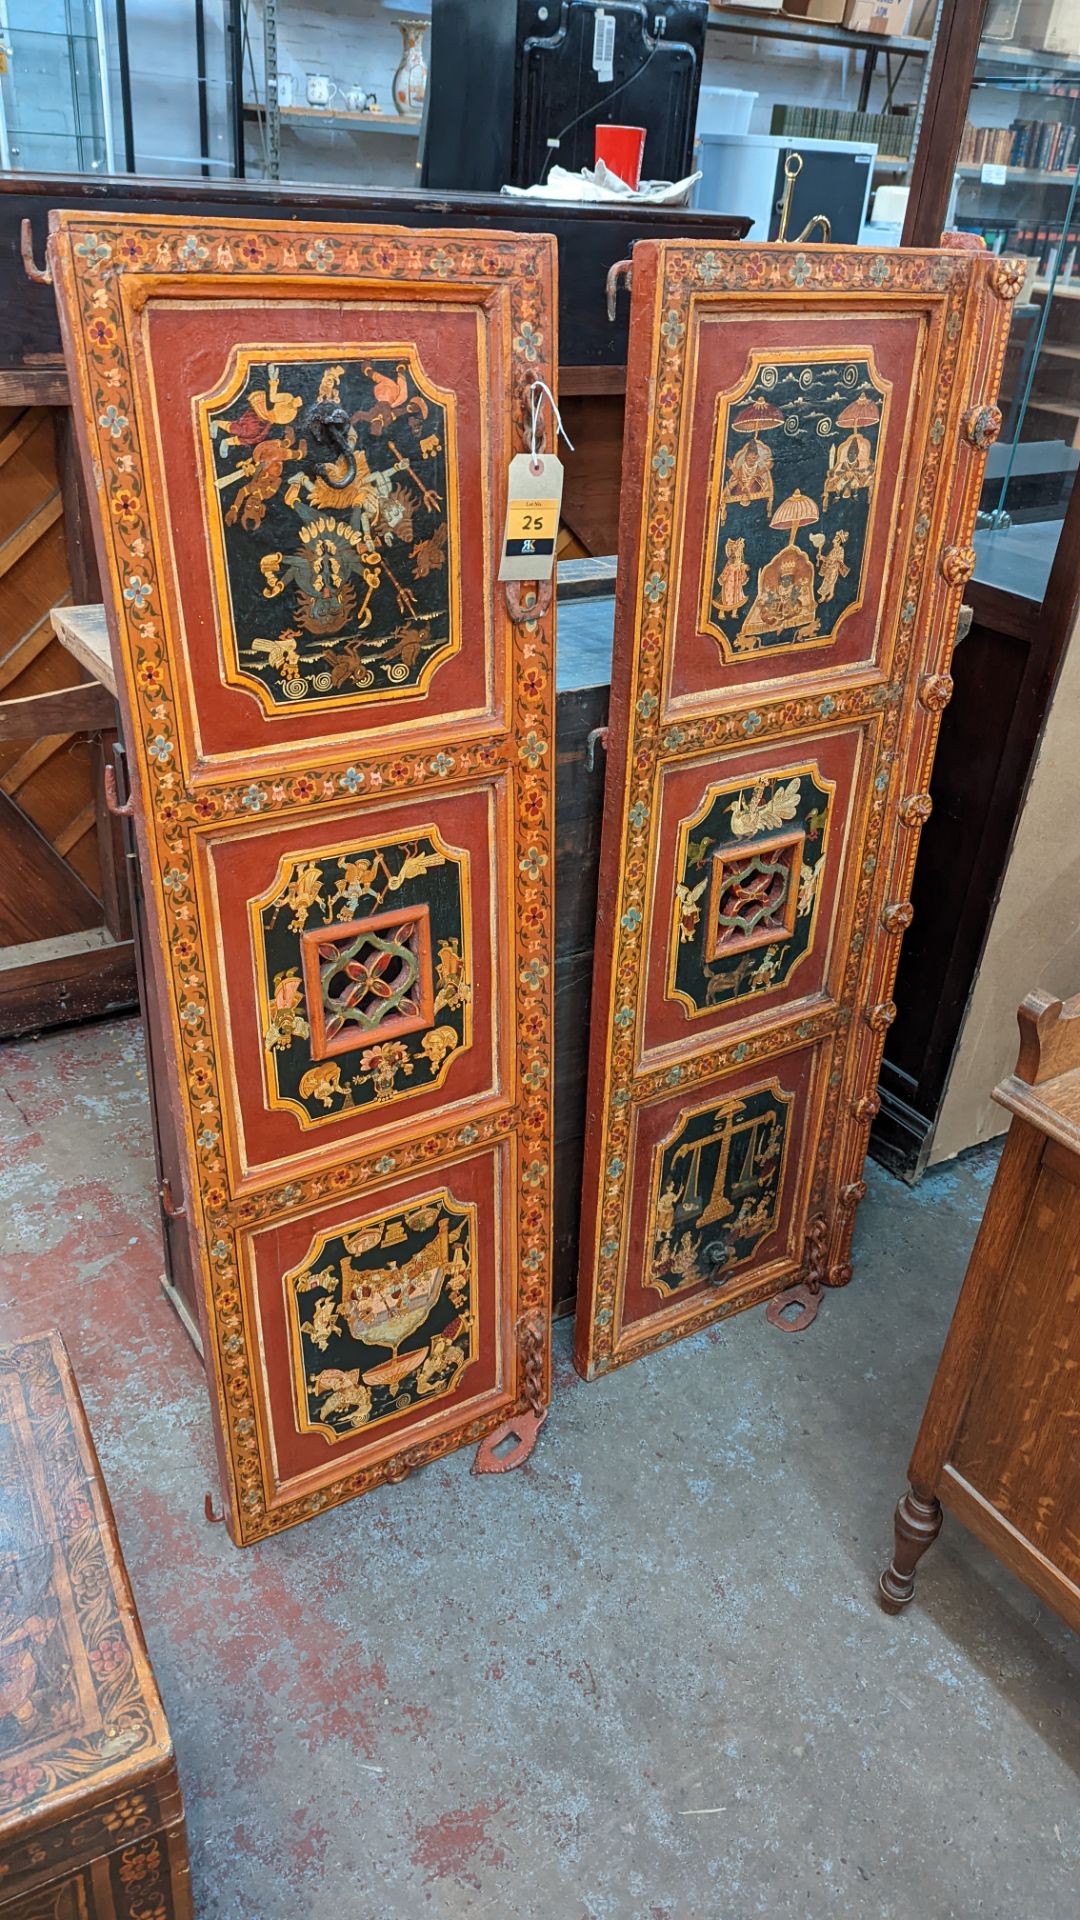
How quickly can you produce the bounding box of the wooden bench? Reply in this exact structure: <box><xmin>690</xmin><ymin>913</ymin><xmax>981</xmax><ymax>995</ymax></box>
<box><xmin>0</xmin><ymin>1330</ymin><xmax>192</xmax><ymax>1919</ymax></box>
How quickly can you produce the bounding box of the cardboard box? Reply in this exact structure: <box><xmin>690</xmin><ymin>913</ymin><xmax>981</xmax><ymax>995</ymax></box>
<box><xmin>983</xmin><ymin>0</ymin><xmax>1024</xmax><ymax>39</ymax></box>
<box><xmin>1016</xmin><ymin>0</ymin><xmax>1080</xmax><ymax>54</ymax></box>
<box><xmin>711</xmin><ymin>0</ymin><xmax>784</xmax><ymax>14</ymax></box>
<box><xmin>784</xmin><ymin>0</ymin><xmax>849</xmax><ymax>20</ymax></box>
<box><xmin>844</xmin><ymin>0</ymin><xmax>915</xmax><ymax>32</ymax></box>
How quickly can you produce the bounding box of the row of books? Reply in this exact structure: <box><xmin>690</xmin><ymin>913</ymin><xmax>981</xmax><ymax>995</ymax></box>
<box><xmin>960</xmin><ymin>221</ymin><xmax>1080</xmax><ymax>280</ymax></box>
<box><xmin>1013</xmin><ymin>225</ymin><xmax>1080</xmax><ymax>279</ymax></box>
<box><xmin>769</xmin><ymin>103</ymin><xmax>914</xmax><ymax>159</ymax></box>
<box><xmin>958</xmin><ymin>118</ymin><xmax>1079</xmax><ymax>174</ymax></box>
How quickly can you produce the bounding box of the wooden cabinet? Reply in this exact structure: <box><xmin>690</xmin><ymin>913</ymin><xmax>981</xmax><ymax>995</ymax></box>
<box><xmin>880</xmin><ymin>988</ymin><xmax>1080</xmax><ymax>1629</ymax></box>
<box><xmin>575</xmin><ymin>237</ymin><xmax>1018</xmax><ymax>1380</ymax></box>
<box><xmin>50</xmin><ymin>212</ymin><xmax>558</xmax><ymax>1546</ymax></box>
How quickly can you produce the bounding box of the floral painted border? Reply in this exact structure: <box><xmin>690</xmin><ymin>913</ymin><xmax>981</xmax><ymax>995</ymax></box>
<box><xmin>579</xmin><ymin>240</ymin><xmax>1018</xmax><ymax>1376</ymax></box>
<box><xmin>51</xmin><ymin>216</ymin><xmax>555</xmax><ymax>1542</ymax></box>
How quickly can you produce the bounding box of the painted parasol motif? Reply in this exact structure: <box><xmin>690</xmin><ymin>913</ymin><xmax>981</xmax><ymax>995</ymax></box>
<box><xmin>836</xmin><ymin>395</ymin><xmax>880</xmax><ymax>429</ymax></box>
<box><xmin>769</xmin><ymin>488</ymin><xmax>820</xmax><ymax>545</ymax></box>
<box><xmin>732</xmin><ymin>398</ymin><xmax>784</xmax><ymax>437</ymax></box>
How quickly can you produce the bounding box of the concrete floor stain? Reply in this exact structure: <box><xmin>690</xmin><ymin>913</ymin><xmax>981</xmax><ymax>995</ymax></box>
<box><xmin>0</xmin><ymin>1017</ymin><xmax>1078</xmax><ymax>1919</ymax></box>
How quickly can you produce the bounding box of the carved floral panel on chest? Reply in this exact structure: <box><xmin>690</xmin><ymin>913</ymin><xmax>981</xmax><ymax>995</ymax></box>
<box><xmin>50</xmin><ymin>216</ymin><xmax>556</xmax><ymax>1543</ymax></box>
<box><xmin>0</xmin><ymin>1332</ymin><xmax>191</xmax><ymax>1918</ymax></box>
<box><xmin>575</xmin><ymin>241</ymin><xmax>1019</xmax><ymax>1379</ymax></box>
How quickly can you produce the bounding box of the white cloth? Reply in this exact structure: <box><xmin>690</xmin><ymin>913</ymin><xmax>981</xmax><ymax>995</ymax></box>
<box><xmin>501</xmin><ymin>160</ymin><xmax>702</xmax><ymax>206</ymax></box>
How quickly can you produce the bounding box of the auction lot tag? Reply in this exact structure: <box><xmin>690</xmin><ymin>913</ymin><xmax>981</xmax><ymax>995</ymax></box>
<box><xmin>499</xmin><ymin>452</ymin><xmax>564</xmax><ymax>582</ymax></box>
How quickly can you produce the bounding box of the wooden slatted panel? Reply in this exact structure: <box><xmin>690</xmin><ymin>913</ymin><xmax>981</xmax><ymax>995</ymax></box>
<box><xmin>0</xmin><ymin>405</ymin><xmax>105</xmax><ymax>921</ymax></box>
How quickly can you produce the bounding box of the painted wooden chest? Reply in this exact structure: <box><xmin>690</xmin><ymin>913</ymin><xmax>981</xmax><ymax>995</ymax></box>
<box><xmin>0</xmin><ymin>1331</ymin><xmax>191</xmax><ymax>1920</ymax></box>
<box><xmin>575</xmin><ymin>238</ymin><xmax>1020</xmax><ymax>1378</ymax></box>
<box><xmin>49</xmin><ymin>214</ymin><xmax>557</xmax><ymax>1543</ymax></box>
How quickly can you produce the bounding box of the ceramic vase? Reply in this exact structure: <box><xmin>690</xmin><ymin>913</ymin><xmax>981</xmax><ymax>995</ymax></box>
<box><xmin>393</xmin><ymin>19</ymin><xmax>428</xmax><ymax>117</ymax></box>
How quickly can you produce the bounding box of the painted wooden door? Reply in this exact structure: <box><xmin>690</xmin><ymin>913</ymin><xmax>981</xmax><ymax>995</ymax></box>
<box><xmin>575</xmin><ymin>239</ymin><xmax>1018</xmax><ymax>1381</ymax></box>
<box><xmin>50</xmin><ymin>213</ymin><xmax>556</xmax><ymax>1543</ymax></box>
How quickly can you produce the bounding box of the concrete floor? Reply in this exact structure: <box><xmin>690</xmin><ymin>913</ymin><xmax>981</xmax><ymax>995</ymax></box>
<box><xmin>1</xmin><ymin>1016</ymin><xmax>1079</xmax><ymax>1920</ymax></box>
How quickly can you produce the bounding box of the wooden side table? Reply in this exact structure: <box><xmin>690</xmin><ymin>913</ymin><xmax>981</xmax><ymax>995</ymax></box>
<box><xmin>880</xmin><ymin>989</ymin><xmax>1080</xmax><ymax>1631</ymax></box>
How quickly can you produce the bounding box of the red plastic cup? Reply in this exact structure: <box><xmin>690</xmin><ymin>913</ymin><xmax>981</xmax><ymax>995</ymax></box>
<box><xmin>595</xmin><ymin>124</ymin><xmax>646</xmax><ymax>191</ymax></box>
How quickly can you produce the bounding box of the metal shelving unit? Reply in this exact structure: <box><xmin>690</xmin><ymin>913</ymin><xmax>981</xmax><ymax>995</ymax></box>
<box><xmin>706</xmin><ymin>1</ymin><xmax>943</xmax><ymax>184</ymax></box>
<box><xmin>241</xmin><ymin>100</ymin><xmax>419</xmax><ymax>140</ymax></box>
<box><xmin>237</xmin><ymin>0</ymin><xmax>422</xmax><ymax>181</ymax></box>
<box><xmin>704</xmin><ymin>7</ymin><xmax>932</xmax><ymax>57</ymax></box>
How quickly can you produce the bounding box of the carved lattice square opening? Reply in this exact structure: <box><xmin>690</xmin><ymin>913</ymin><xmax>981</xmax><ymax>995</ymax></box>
<box><xmin>301</xmin><ymin>904</ymin><xmax>434</xmax><ymax>1060</ymax></box>
<box><xmin>705</xmin><ymin>831</ymin><xmax>803</xmax><ymax>961</ymax></box>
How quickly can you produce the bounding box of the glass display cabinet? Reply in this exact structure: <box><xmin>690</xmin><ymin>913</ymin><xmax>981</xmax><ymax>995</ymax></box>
<box><xmin>948</xmin><ymin>2</ymin><xmax>1080</xmax><ymax>599</ymax></box>
<box><xmin>0</xmin><ymin>0</ymin><xmax>115</xmax><ymax>173</ymax></box>
<box><xmin>0</xmin><ymin>0</ymin><xmax>238</xmax><ymax>178</ymax></box>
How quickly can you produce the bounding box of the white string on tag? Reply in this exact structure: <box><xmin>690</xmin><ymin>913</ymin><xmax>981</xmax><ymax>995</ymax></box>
<box><xmin>528</xmin><ymin>379</ymin><xmax>575</xmax><ymax>474</ymax></box>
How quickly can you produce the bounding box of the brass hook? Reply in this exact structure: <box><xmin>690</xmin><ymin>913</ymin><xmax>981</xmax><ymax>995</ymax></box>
<box><xmin>795</xmin><ymin>213</ymin><xmax>832</xmax><ymax>245</ymax></box>
<box><xmin>775</xmin><ymin>153</ymin><xmax>830</xmax><ymax>247</ymax></box>
<box><xmin>103</xmin><ymin>764</ymin><xmax>134</xmax><ymax>818</ymax></box>
<box><xmin>775</xmin><ymin>153</ymin><xmax>802</xmax><ymax>244</ymax></box>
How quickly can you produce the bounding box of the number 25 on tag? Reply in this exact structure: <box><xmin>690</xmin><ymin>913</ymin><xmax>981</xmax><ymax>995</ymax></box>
<box><xmin>499</xmin><ymin>452</ymin><xmax>564</xmax><ymax>583</ymax></box>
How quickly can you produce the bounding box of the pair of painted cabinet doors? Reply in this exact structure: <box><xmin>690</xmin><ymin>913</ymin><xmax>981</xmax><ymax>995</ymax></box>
<box><xmin>51</xmin><ymin>212</ymin><xmax>1016</xmax><ymax>1544</ymax></box>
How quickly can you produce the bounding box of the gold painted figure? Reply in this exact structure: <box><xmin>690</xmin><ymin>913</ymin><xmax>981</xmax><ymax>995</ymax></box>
<box><xmin>712</xmin><ymin>536</ymin><xmax>750</xmax><ymax>621</ymax></box>
<box><xmin>822</xmin><ymin>395</ymin><xmax>879</xmax><ymax>507</ymax></box>
<box><xmin>728</xmin><ymin>776</ymin><xmax>801</xmax><ymax>839</ymax></box>
<box><xmin>264</xmin><ymin>968</ymin><xmax>310</xmax><ymax>1052</ymax></box>
<box><xmin>718</xmin><ymin>398</ymin><xmax>783</xmax><ymax>523</ymax></box>
<box><xmin>736</xmin><ymin>490</ymin><xmax>821</xmax><ymax>650</ymax></box>
<box><xmin>675</xmin><ymin>877</ymin><xmax>709</xmax><ymax>944</ymax></box>
<box><xmin>811</xmin><ymin>528</ymin><xmax>850</xmax><ymax>603</ymax></box>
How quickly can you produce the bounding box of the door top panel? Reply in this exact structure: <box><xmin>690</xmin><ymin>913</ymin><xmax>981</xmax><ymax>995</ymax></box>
<box><xmin>669</xmin><ymin>308</ymin><xmax>925</xmax><ymax>704</ymax></box>
<box><xmin>616</xmin><ymin>239</ymin><xmax>1016</xmax><ymax>714</ymax></box>
<box><xmin>138</xmin><ymin>299</ymin><xmax>494</xmax><ymax>764</ymax></box>
<box><xmin>49</xmin><ymin>215</ymin><xmax>557</xmax><ymax>781</ymax></box>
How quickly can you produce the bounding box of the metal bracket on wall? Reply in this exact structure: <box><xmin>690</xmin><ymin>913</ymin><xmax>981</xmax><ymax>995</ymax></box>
<box><xmin>19</xmin><ymin>219</ymin><xmax>50</xmax><ymax>285</ymax></box>
<box><xmin>104</xmin><ymin>764</ymin><xmax>135</xmax><ymax>818</ymax></box>
<box><xmin>606</xmin><ymin>257</ymin><xmax>633</xmax><ymax>323</ymax></box>
<box><xmin>585</xmin><ymin>725</ymin><xmax>609</xmax><ymax>772</ymax></box>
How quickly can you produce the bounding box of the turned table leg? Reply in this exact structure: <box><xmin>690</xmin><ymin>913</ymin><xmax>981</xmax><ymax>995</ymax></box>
<box><xmin>878</xmin><ymin>1488</ymin><xmax>943</xmax><ymax>1614</ymax></box>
